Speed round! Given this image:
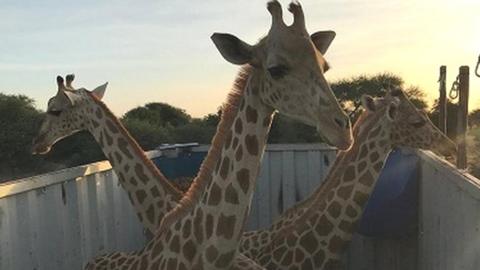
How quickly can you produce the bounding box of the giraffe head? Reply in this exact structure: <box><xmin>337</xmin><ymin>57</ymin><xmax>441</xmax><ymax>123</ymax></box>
<box><xmin>355</xmin><ymin>94</ymin><xmax>400</xmax><ymax>137</ymax></box>
<box><xmin>211</xmin><ymin>0</ymin><xmax>352</xmax><ymax>150</ymax></box>
<box><xmin>385</xmin><ymin>88</ymin><xmax>457</xmax><ymax>157</ymax></box>
<box><xmin>32</xmin><ymin>74</ymin><xmax>108</xmax><ymax>154</ymax></box>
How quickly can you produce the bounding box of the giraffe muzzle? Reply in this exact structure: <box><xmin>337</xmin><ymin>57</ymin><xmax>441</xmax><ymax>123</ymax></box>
<box><xmin>31</xmin><ymin>144</ymin><xmax>51</xmax><ymax>155</ymax></box>
<box><xmin>31</xmin><ymin>135</ymin><xmax>52</xmax><ymax>155</ymax></box>
<box><xmin>316</xmin><ymin>124</ymin><xmax>353</xmax><ymax>151</ymax></box>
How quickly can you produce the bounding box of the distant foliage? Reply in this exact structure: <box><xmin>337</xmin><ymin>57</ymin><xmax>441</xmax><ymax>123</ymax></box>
<box><xmin>331</xmin><ymin>73</ymin><xmax>428</xmax><ymax>118</ymax></box>
<box><xmin>0</xmin><ymin>93</ymin><xmax>44</xmax><ymax>179</ymax></box>
<box><xmin>469</xmin><ymin>109</ymin><xmax>480</xmax><ymax>127</ymax></box>
<box><xmin>121</xmin><ymin>105</ymin><xmax>220</xmax><ymax>149</ymax></box>
<box><xmin>122</xmin><ymin>117</ymin><xmax>174</xmax><ymax>150</ymax></box>
<box><xmin>469</xmin><ymin>125</ymin><xmax>480</xmax><ymax>178</ymax></box>
<box><xmin>173</xmin><ymin>120</ymin><xmax>217</xmax><ymax>144</ymax></box>
<box><xmin>4</xmin><ymin>72</ymin><xmax>479</xmax><ymax>181</ymax></box>
<box><xmin>467</xmin><ymin>109</ymin><xmax>480</xmax><ymax>178</ymax></box>
<box><xmin>123</xmin><ymin>102</ymin><xmax>191</xmax><ymax>127</ymax></box>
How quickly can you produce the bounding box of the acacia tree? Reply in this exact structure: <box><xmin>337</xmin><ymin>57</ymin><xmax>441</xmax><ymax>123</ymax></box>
<box><xmin>332</xmin><ymin>73</ymin><xmax>428</xmax><ymax>118</ymax></box>
<box><xmin>123</xmin><ymin>102</ymin><xmax>191</xmax><ymax>127</ymax></box>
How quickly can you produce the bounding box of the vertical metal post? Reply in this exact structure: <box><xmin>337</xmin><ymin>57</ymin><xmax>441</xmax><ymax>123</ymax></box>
<box><xmin>438</xmin><ymin>66</ymin><xmax>447</xmax><ymax>133</ymax></box>
<box><xmin>475</xmin><ymin>54</ymin><xmax>480</xmax><ymax>78</ymax></box>
<box><xmin>456</xmin><ymin>66</ymin><xmax>469</xmax><ymax>169</ymax></box>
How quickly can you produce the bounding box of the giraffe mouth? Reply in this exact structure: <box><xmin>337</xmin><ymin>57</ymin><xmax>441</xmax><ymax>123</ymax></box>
<box><xmin>316</xmin><ymin>126</ymin><xmax>352</xmax><ymax>150</ymax></box>
<box><xmin>31</xmin><ymin>143</ymin><xmax>51</xmax><ymax>155</ymax></box>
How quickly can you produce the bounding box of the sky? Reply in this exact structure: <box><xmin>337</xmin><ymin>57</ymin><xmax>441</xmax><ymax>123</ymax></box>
<box><xmin>1</xmin><ymin>0</ymin><xmax>479</xmax><ymax>117</ymax></box>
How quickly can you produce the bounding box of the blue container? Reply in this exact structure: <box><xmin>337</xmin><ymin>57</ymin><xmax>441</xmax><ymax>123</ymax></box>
<box><xmin>357</xmin><ymin>149</ymin><xmax>419</xmax><ymax>237</ymax></box>
<box><xmin>152</xmin><ymin>151</ymin><xmax>207</xmax><ymax>179</ymax></box>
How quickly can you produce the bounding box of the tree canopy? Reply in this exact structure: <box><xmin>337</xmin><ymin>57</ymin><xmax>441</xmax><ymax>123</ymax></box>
<box><xmin>123</xmin><ymin>102</ymin><xmax>191</xmax><ymax>127</ymax></box>
<box><xmin>0</xmin><ymin>93</ymin><xmax>43</xmax><ymax>179</ymax></box>
<box><xmin>2</xmin><ymin>72</ymin><xmax>478</xmax><ymax>182</ymax></box>
<box><xmin>331</xmin><ymin>73</ymin><xmax>428</xmax><ymax>117</ymax></box>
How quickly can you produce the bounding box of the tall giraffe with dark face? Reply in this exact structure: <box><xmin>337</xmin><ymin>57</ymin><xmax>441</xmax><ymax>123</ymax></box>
<box><xmin>237</xmin><ymin>89</ymin><xmax>456</xmax><ymax>269</ymax></box>
<box><xmin>84</xmin><ymin>1</ymin><xmax>353</xmax><ymax>269</ymax></box>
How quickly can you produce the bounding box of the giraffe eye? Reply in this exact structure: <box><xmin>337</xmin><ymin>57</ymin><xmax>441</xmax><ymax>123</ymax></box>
<box><xmin>48</xmin><ymin>110</ymin><xmax>62</xmax><ymax>117</ymax></box>
<box><xmin>268</xmin><ymin>65</ymin><xmax>289</xmax><ymax>80</ymax></box>
<box><xmin>410</xmin><ymin>119</ymin><xmax>426</xmax><ymax>128</ymax></box>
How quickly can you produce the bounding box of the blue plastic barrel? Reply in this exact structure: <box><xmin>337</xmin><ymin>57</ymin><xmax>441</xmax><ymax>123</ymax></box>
<box><xmin>357</xmin><ymin>149</ymin><xmax>419</xmax><ymax>237</ymax></box>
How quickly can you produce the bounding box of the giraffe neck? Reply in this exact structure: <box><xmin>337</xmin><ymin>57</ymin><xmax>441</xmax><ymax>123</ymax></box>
<box><xmin>147</xmin><ymin>67</ymin><xmax>274</xmax><ymax>269</ymax></box>
<box><xmin>303</xmin><ymin>121</ymin><xmax>392</xmax><ymax>266</ymax></box>
<box><xmin>282</xmin><ymin>120</ymin><xmax>392</xmax><ymax>232</ymax></box>
<box><xmin>83</xmin><ymin>92</ymin><xmax>182</xmax><ymax>234</ymax></box>
<box><xmin>245</xmin><ymin>112</ymin><xmax>393</xmax><ymax>269</ymax></box>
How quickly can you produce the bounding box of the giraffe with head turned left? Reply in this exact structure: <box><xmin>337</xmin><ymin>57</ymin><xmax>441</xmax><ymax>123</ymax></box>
<box><xmin>32</xmin><ymin>74</ymin><xmax>184</xmax><ymax>236</ymax></box>
<box><xmin>83</xmin><ymin>1</ymin><xmax>353</xmax><ymax>269</ymax></box>
<box><xmin>237</xmin><ymin>88</ymin><xmax>456</xmax><ymax>269</ymax></box>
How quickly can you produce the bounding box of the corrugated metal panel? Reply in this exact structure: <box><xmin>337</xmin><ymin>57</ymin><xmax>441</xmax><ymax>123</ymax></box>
<box><xmin>0</xmin><ymin>167</ymin><xmax>147</xmax><ymax>270</ymax></box>
<box><xmin>246</xmin><ymin>145</ymin><xmax>336</xmax><ymax>230</ymax></box>
<box><xmin>0</xmin><ymin>145</ymin><xmax>337</xmax><ymax>270</ymax></box>
<box><xmin>418</xmin><ymin>150</ymin><xmax>480</xmax><ymax>270</ymax></box>
<box><xmin>1</xmin><ymin>146</ymin><xmax>478</xmax><ymax>270</ymax></box>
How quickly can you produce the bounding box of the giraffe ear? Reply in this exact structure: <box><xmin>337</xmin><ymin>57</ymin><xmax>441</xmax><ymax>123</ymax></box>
<box><xmin>310</xmin><ymin>31</ymin><xmax>336</xmax><ymax>55</ymax></box>
<box><xmin>211</xmin><ymin>33</ymin><xmax>253</xmax><ymax>65</ymax></box>
<box><xmin>386</xmin><ymin>102</ymin><xmax>399</xmax><ymax>121</ymax></box>
<box><xmin>361</xmin><ymin>95</ymin><xmax>376</xmax><ymax>112</ymax></box>
<box><xmin>91</xmin><ymin>82</ymin><xmax>108</xmax><ymax>100</ymax></box>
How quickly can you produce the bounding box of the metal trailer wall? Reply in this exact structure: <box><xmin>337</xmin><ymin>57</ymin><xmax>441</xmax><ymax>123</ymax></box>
<box><xmin>0</xmin><ymin>144</ymin><xmax>335</xmax><ymax>270</ymax></box>
<box><xmin>0</xmin><ymin>145</ymin><xmax>478</xmax><ymax>269</ymax></box>
<box><xmin>0</xmin><ymin>162</ymin><xmax>146</xmax><ymax>270</ymax></box>
<box><xmin>343</xmin><ymin>150</ymin><xmax>480</xmax><ymax>270</ymax></box>
<box><xmin>418</xmin><ymin>150</ymin><xmax>480</xmax><ymax>270</ymax></box>
<box><xmin>245</xmin><ymin>144</ymin><xmax>336</xmax><ymax>230</ymax></box>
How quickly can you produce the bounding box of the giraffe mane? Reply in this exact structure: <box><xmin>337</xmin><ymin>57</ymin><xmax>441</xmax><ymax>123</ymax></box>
<box><xmin>85</xmin><ymin>91</ymin><xmax>184</xmax><ymax>199</ymax></box>
<box><xmin>157</xmin><ymin>65</ymin><xmax>252</xmax><ymax>234</ymax></box>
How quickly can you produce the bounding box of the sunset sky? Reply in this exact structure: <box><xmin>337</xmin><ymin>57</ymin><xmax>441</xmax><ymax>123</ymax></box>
<box><xmin>1</xmin><ymin>0</ymin><xmax>479</xmax><ymax>117</ymax></box>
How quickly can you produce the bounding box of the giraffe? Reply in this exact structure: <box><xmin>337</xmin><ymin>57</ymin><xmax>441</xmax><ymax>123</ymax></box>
<box><xmin>33</xmin><ymin>75</ymin><xmax>265</xmax><ymax>269</ymax></box>
<box><xmin>84</xmin><ymin>1</ymin><xmax>354</xmax><ymax>269</ymax></box>
<box><xmin>237</xmin><ymin>89</ymin><xmax>457</xmax><ymax>269</ymax></box>
<box><xmin>32</xmin><ymin>74</ymin><xmax>183</xmax><ymax>235</ymax></box>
